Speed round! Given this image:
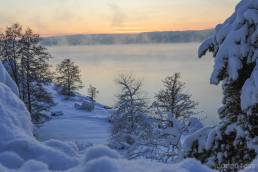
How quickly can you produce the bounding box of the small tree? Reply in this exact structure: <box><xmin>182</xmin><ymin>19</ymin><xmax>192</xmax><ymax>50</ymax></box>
<box><xmin>110</xmin><ymin>74</ymin><xmax>149</xmax><ymax>148</ymax></box>
<box><xmin>88</xmin><ymin>85</ymin><xmax>99</xmax><ymax>102</ymax></box>
<box><xmin>55</xmin><ymin>59</ymin><xmax>83</xmax><ymax>96</ymax></box>
<box><xmin>155</xmin><ymin>73</ymin><xmax>198</xmax><ymax>120</ymax></box>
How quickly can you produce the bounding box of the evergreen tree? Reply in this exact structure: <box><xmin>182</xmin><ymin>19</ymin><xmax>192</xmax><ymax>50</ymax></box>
<box><xmin>55</xmin><ymin>59</ymin><xmax>83</xmax><ymax>96</ymax></box>
<box><xmin>184</xmin><ymin>1</ymin><xmax>258</xmax><ymax>171</ymax></box>
<box><xmin>155</xmin><ymin>73</ymin><xmax>198</xmax><ymax>120</ymax></box>
<box><xmin>19</xmin><ymin>28</ymin><xmax>54</xmax><ymax>121</ymax></box>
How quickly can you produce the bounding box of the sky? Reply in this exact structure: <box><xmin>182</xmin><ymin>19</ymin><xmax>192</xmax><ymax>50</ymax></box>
<box><xmin>0</xmin><ymin>0</ymin><xmax>240</xmax><ymax>36</ymax></box>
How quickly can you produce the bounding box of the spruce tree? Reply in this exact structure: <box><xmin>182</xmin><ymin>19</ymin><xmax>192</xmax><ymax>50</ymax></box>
<box><xmin>55</xmin><ymin>59</ymin><xmax>83</xmax><ymax>96</ymax></box>
<box><xmin>19</xmin><ymin>28</ymin><xmax>54</xmax><ymax>121</ymax></box>
<box><xmin>184</xmin><ymin>1</ymin><xmax>258</xmax><ymax>171</ymax></box>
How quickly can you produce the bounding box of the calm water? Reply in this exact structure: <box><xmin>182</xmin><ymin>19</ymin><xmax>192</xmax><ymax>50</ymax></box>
<box><xmin>48</xmin><ymin>43</ymin><xmax>222</xmax><ymax>125</ymax></box>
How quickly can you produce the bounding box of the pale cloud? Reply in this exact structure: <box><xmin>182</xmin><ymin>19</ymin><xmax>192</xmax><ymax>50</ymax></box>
<box><xmin>107</xmin><ymin>2</ymin><xmax>127</xmax><ymax>27</ymax></box>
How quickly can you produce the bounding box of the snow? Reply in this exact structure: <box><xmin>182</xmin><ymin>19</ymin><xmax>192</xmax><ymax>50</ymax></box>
<box><xmin>4</xmin><ymin>138</ymin><xmax>79</xmax><ymax>170</ymax></box>
<box><xmin>198</xmin><ymin>37</ymin><xmax>214</xmax><ymax>58</ymax></box>
<box><xmin>188</xmin><ymin>117</ymin><xmax>204</xmax><ymax>133</ymax></box>
<box><xmin>37</xmin><ymin>117</ymin><xmax>110</xmax><ymax>144</ymax></box>
<box><xmin>19</xmin><ymin>160</ymin><xmax>49</xmax><ymax>172</ymax></box>
<box><xmin>0</xmin><ymin>61</ymin><xmax>217</xmax><ymax>171</ymax></box>
<box><xmin>84</xmin><ymin>145</ymin><xmax>121</xmax><ymax>162</ymax></box>
<box><xmin>0</xmin><ymin>62</ymin><xmax>19</xmax><ymax>96</ymax></box>
<box><xmin>241</xmin><ymin>64</ymin><xmax>258</xmax><ymax>110</ymax></box>
<box><xmin>194</xmin><ymin>0</ymin><xmax>258</xmax><ymax>169</ymax></box>
<box><xmin>225</xmin><ymin>123</ymin><xmax>245</xmax><ymax>138</ymax></box>
<box><xmin>0</xmin><ymin>151</ymin><xmax>24</xmax><ymax>169</ymax></box>
<box><xmin>44</xmin><ymin>139</ymin><xmax>79</xmax><ymax>157</ymax></box>
<box><xmin>36</xmin><ymin>86</ymin><xmax>111</xmax><ymax>144</ymax></box>
<box><xmin>73</xmin><ymin>156</ymin><xmax>215</xmax><ymax>172</ymax></box>
<box><xmin>181</xmin><ymin>127</ymin><xmax>213</xmax><ymax>154</ymax></box>
<box><xmin>0</xmin><ymin>82</ymin><xmax>33</xmax><ymax>145</ymax></box>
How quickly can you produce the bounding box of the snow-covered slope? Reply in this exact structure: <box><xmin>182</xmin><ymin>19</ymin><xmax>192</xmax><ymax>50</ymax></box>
<box><xmin>0</xmin><ymin>61</ymin><xmax>216</xmax><ymax>171</ymax></box>
<box><xmin>36</xmin><ymin>86</ymin><xmax>111</xmax><ymax>144</ymax></box>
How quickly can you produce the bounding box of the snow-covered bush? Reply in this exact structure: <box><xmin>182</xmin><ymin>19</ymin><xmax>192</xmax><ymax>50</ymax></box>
<box><xmin>74</xmin><ymin>101</ymin><xmax>94</xmax><ymax>112</ymax></box>
<box><xmin>110</xmin><ymin>74</ymin><xmax>204</xmax><ymax>162</ymax></box>
<box><xmin>128</xmin><ymin>113</ymin><xmax>203</xmax><ymax>163</ymax></box>
<box><xmin>185</xmin><ymin>0</ymin><xmax>258</xmax><ymax>170</ymax></box>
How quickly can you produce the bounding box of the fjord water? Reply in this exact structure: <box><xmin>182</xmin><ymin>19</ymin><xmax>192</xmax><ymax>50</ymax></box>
<box><xmin>48</xmin><ymin>43</ymin><xmax>221</xmax><ymax>125</ymax></box>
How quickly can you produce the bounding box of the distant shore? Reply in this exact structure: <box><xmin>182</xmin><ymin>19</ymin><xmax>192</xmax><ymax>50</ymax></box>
<box><xmin>40</xmin><ymin>29</ymin><xmax>213</xmax><ymax>46</ymax></box>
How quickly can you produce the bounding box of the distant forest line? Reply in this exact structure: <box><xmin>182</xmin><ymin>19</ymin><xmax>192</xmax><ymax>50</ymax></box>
<box><xmin>40</xmin><ymin>29</ymin><xmax>213</xmax><ymax>46</ymax></box>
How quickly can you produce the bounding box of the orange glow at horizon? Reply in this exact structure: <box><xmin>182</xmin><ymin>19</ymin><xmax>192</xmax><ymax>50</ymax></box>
<box><xmin>39</xmin><ymin>24</ymin><xmax>218</xmax><ymax>37</ymax></box>
<box><xmin>0</xmin><ymin>0</ymin><xmax>240</xmax><ymax>36</ymax></box>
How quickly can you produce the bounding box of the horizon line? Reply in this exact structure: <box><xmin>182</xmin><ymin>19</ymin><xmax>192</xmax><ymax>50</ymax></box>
<box><xmin>41</xmin><ymin>28</ymin><xmax>214</xmax><ymax>37</ymax></box>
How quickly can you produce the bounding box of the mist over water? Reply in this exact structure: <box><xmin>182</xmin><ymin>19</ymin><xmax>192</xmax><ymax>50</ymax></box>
<box><xmin>48</xmin><ymin>43</ymin><xmax>221</xmax><ymax>126</ymax></box>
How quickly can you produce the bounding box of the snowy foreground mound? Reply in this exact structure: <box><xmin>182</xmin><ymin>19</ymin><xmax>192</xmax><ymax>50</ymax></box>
<box><xmin>0</xmin><ymin>62</ymin><xmax>216</xmax><ymax>172</ymax></box>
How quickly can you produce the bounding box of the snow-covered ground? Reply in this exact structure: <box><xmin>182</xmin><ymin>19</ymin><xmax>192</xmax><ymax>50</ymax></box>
<box><xmin>0</xmin><ymin>62</ymin><xmax>219</xmax><ymax>172</ymax></box>
<box><xmin>36</xmin><ymin>86</ymin><xmax>111</xmax><ymax>144</ymax></box>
